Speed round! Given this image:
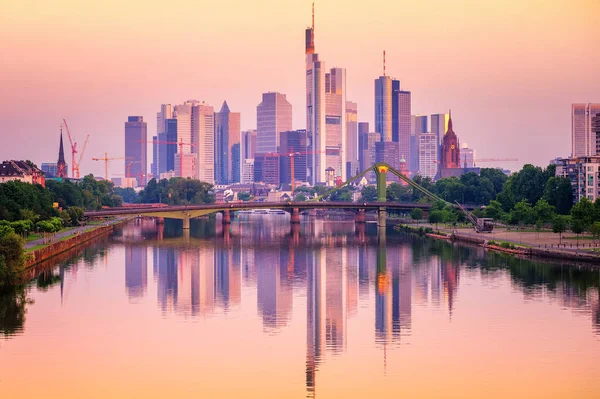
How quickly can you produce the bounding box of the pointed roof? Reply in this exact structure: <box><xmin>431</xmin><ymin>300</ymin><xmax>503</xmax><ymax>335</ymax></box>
<box><xmin>446</xmin><ymin>109</ymin><xmax>455</xmax><ymax>136</ymax></box>
<box><xmin>220</xmin><ymin>101</ymin><xmax>230</xmax><ymax>114</ymax></box>
<box><xmin>58</xmin><ymin>131</ymin><xmax>66</xmax><ymax>164</ymax></box>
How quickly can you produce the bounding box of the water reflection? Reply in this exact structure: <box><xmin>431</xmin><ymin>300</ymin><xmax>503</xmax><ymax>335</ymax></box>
<box><xmin>1</xmin><ymin>217</ymin><xmax>599</xmax><ymax>398</ymax></box>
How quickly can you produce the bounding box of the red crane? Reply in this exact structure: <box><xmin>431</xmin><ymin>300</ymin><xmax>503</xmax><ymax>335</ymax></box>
<box><xmin>138</xmin><ymin>139</ymin><xmax>196</xmax><ymax>178</ymax></box>
<box><xmin>62</xmin><ymin>119</ymin><xmax>77</xmax><ymax>178</ymax></box>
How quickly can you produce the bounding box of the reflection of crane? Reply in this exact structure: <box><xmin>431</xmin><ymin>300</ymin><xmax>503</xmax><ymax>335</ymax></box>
<box><xmin>91</xmin><ymin>153</ymin><xmax>129</xmax><ymax>180</ymax></box>
<box><xmin>74</xmin><ymin>134</ymin><xmax>89</xmax><ymax>179</ymax></box>
<box><xmin>138</xmin><ymin>139</ymin><xmax>195</xmax><ymax>178</ymax></box>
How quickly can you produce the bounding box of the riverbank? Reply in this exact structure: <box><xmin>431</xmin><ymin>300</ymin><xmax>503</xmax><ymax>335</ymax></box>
<box><xmin>395</xmin><ymin>223</ymin><xmax>600</xmax><ymax>264</ymax></box>
<box><xmin>24</xmin><ymin>218</ymin><xmax>129</xmax><ymax>268</ymax></box>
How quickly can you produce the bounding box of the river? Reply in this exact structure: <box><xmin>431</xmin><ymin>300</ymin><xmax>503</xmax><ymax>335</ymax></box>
<box><xmin>1</xmin><ymin>217</ymin><xmax>599</xmax><ymax>398</ymax></box>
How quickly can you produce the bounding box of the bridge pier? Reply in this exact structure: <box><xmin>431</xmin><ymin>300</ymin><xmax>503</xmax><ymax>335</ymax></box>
<box><xmin>355</xmin><ymin>209</ymin><xmax>366</xmax><ymax>224</ymax></box>
<box><xmin>377</xmin><ymin>207</ymin><xmax>387</xmax><ymax>228</ymax></box>
<box><xmin>222</xmin><ymin>210</ymin><xmax>231</xmax><ymax>225</ymax></box>
<box><xmin>182</xmin><ymin>215</ymin><xmax>191</xmax><ymax>230</ymax></box>
<box><xmin>291</xmin><ymin>208</ymin><xmax>301</xmax><ymax>224</ymax></box>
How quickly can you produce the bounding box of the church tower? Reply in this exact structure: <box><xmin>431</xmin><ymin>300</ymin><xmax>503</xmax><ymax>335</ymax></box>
<box><xmin>56</xmin><ymin>127</ymin><xmax>67</xmax><ymax>178</ymax></box>
<box><xmin>440</xmin><ymin>111</ymin><xmax>460</xmax><ymax>169</ymax></box>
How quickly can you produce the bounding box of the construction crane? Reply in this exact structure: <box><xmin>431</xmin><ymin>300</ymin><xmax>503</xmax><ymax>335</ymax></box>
<box><xmin>125</xmin><ymin>161</ymin><xmax>141</xmax><ymax>178</ymax></box>
<box><xmin>62</xmin><ymin>119</ymin><xmax>78</xmax><ymax>178</ymax></box>
<box><xmin>138</xmin><ymin>139</ymin><xmax>196</xmax><ymax>178</ymax></box>
<box><xmin>91</xmin><ymin>153</ymin><xmax>129</xmax><ymax>181</ymax></box>
<box><xmin>265</xmin><ymin>150</ymin><xmax>326</xmax><ymax>192</ymax></box>
<box><xmin>73</xmin><ymin>134</ymin><xmax>89</xmax><ymax>179</ymax></box>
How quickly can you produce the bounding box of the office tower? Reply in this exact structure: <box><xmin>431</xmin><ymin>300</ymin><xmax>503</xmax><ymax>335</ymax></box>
<box><xmin>397</xmin><ymin>90</ymin><xmax>412</xmax><ymax>170</ymax></box>
<box><xmin>242</xmin><ymin>129</ymin><xmax>257</xmax><ymax>161</ymax></box>
<box><xmin>411</xmin><ymin>115</ymin><xmax>428</xmax><ymax>173</ymax></box>
<box><xmin>460</xmin><ymin>143</ymin><xmax>475</xmax><ymax>168</ymax></box>
<box><xmin>323</xmin><ymin>68</ymin><xmax>347</xmax><ymax>181</ymax></box>
<box><xmin>174</xmin><ymin>153</ymin><xmax>196</xmax><ymax>178</ymax></box>
<box><xmin>374</xmin><ymin>75</ymin><xmax>398</xmax><ymax>142</ymax></box>
<box><xmin>242</xmin><ymin>159</ymin><xmax>254</xmax><ymax>184</ymax></box>
<box><xmin>306</xmin><ymin>4</ymin><xmax>327</xmax><ymax>185</ymax></box>
<box><xmin>191</xmin><ymin>103</ymin><xmax>215</xmax><ymax>183</ymax></box>
<box><xmin>174</xmin><ymin>101</ymin><xmax>195</xmax><ymax>154</ymax></box>
<box><xmin>124</xmin><ymin>116</ymin><xmax>147</xmax><ymax>186</ymax></box>
<box><xmin>593</xmin><ymin>113</ymin><xmax>600</xmax><ymax>155</ymax></box>
<box><xmin>346</xmin><ymin>102</ymin><xmax>358</xmax><ymax>178</ymax></box>
<box><xmin>257</xmin><ymin>92</ymin><xmax>293</xmax><ymax>154</ymax></box>
<box><xmin>431</xmin><ymin>113</ymin><xmax>450</xmax><ymax>147</ymax></box>
<box><xmin>155</xmin><ymin>104</ymin><xmax>173</xmax><ymax>177</ymax></box>
<box><xmin>417</xmin><ymin>132</ymin><xmax>438</xmax><ymax>179</ymax></box>
<box><xmin>253</xmin><ymin>153</ymin><xmax>280</xmax><ymax>184</ymax></box>
<box><xmin>375</xmin><ymin>141</ymin><xmax>400</xmax><ymax>181</ymax></box>
<box><xmin>359</xmin><ymin>132</ymin><xmax>381</xmax><ymax>173</ymax></box>
<box><xmin>572</xmin><ymin>103</ymin><xmax>600</xmax><ymax>157</ymax></box>
<box><xmin>280</xmin><ymin>129</ymin><xmax>308</xmax><ymax>184</ymax></box>
<box><xmin>56</xmin><ymin>130</ymin><xmax>67</xmax><ymax>178</ymax></box>
<box><xmin>215</xmin><ymin>101</ymin><xmax>241</xmax><ymax>184</ymax></box>
<box><xmin>231</xmin><ymin>143</ymin><xmax>241</xmax><ymax>183</ymax></box>
<box><xmin>164</xmin><ymin>118</ymin><xmax>178</xmax><ymax>174</ymax></box>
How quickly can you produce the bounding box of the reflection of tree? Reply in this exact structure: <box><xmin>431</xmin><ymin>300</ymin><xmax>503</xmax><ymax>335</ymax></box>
<box><xmin>0</xmin><ymin>287</ymin><xmax>33</xmax><ymax>336</ymax></box>
<box><xmin>36</xmin><ymin>270</ymin><xmax>62</xmax><ymax>291</ymax></box>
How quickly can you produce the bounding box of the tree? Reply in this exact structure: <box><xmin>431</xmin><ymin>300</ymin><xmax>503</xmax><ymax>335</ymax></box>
<box><xmin>484</xmin><ymin>200</ymin><xmax>504</xmax><ymax>221</ymax></box>
<box><xmin>0</xmin><ymin>227</ymin><xmax>25</xmax><ymax>291</ymax></box>
<box><xmin>386</xmin><ymin>183</ymin><xmax>411</xmax><ymax>202</ymax></box>
<box><xmin>552</xmin><ymin>215</ymin><xmax>568</xmax><ymax>244</ymax></box>
<box><xmin>508</xmin><ymin>200</ymin><xmax>535</xmax><ymax>226</ymax></box>
<box><xmin>428</xmin><ymin>210</ymin><xmax>445</xmax><ymax>229</ymax></box>
<box><xmin>114</xmin><ymin>187</ymin><xmax>138</xmax><ymax>204</ymax></box>
<box><xmin>67</xmin><ymin>207</ymin><xmax>84</xmax><ymax>226</ymax></box>
<box><xmin>480</xmin><ymin>168</ymin><xmax>508</xmax><ymax>195</ymax></box>
<box><xmin>295</xmin><ymin>193</ymin><xmax>307</xmax><ymax>202</ymax></box>
<box><xmin>360</xmin><ymin>186</ymin><xmax>377</xmax><ymax>202</ymax></box>
<box><xmin>434</xmin><ymin>177</ymin><xmax>466</xmax><ymax>203</ymax></box>
<box><xmin>543</xmin><ymin>176</ymin><xmax>573</xmax><ymax>215</ymax></box>
<box><xmin>411</xmin><ymin>175</ymin><xmax>434</xmax><ymax>202</ymax></box>
<box><xmin>329</xmin><ymin>187</ymin><xmax>354</xmax><ymax>202</ymax></box>
<box><xmin>533</xmin><ymin>199</ymin><xmax>555</xmax><ymax>224</ymax></box>
<box><xmin>570</xmin><ymin>197</ymin><xmax>595</xmax><ymax>232</ymax></box>
<box><xmin>570</xmin><ymin>218</ymin><xmax>585</xmax><ymax>244</ymax></box>
<box><xmin>237</xmin><ymin>192</ymin><xmax>252</xmax><ymax>201</ymax></box>
<box><xmin>410</xmin><ymin>208</ymin><xmax>424</xmax><ymax>224</ymax></box>
<box><xmin>590</xmin><ymin>222</ymin><xmax>600</xmax><ymax>245</ymax></box>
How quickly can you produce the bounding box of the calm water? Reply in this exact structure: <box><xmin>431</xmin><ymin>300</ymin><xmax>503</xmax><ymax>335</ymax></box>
<box><xmin>1</xmin><ymin>217</ymin><xmax>599</xmax><ymax>399</ymax></box>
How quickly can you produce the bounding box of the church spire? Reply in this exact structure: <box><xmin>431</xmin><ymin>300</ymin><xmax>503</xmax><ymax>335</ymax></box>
<box><xmin>447</xmin><ymin>109</ymin><xmax>454</xmax><ymax>134</ymax></box>
<box><xmin>58</xmin><ymin>128</ymin><xmax>65</xmax><ymax>164</ymax></box>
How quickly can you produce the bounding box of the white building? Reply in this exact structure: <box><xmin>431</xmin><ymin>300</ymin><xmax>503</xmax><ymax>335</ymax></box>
<box><xmin>191</xmin><ymin>103</ymin><xmax>215</xmax><ymax>184</ymax></box>
<box><xmin>555</xmin><ymin>156</ymin><xmax>600</xmax><ymax>202</ymax></box>
<box><xmin>417</xmin><ymin>133</ymin><xmax>438</xmax><ymax>180</ymax></box>
<box><xmin>242</xmin><ymin>159</ymin><xmax>255</xmax><ymax>184</ymax></box>
<box><xmin>175</xmin><ymin>153</ymin><xmax>197</xmax><ymax>179</ymax></box>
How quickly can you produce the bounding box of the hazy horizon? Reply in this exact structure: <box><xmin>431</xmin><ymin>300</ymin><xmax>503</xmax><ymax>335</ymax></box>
<box><xmin>2</xmin><ymin>0</ymin><xmax>599</xmax><ymax>178</ymax></box>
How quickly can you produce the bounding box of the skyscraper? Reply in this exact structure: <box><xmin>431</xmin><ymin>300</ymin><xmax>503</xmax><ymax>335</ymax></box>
<box><xmin>374</xmin><ymin>74</ymin><xmax>397</xmax><ymax>142</ymax></box>
<box><xmin>359</xmin><ymin>131</ymin><xmax>380</xmax><ymax>181</ymax></box>
<box><xmin>173</xmin><ymin>101</ymin><xmax>195</xmax><ymax>154</ymax></box>
<box><xmin>306</xmin><ymin>4</ymin><xmax>327</xmax><ymax>185</ymax></box>
<box><xmin>154</xmin><ymin>104</ymin><xmax>173</xmax><ymax>177</ymax></box>
<box><xmin>124</xmin><ymin>116</ymin><xmax>147</xmax><ymax>186</ymax></box>
<box><xmin>324</xmin><ymin>68</ymin><xmax>347</xmax><ymax>180</ymax></box>
<box><xmin>242</xmin><ymin>129</ymin><xmax>257</xmax><ymax>161</ymax></box>
<box><xmin>593</xmin><ymin>113</ymin><xmax>600</xmax><ymax>156</ymax></box>
<box><xmin>257</xmin><ymin>92</ymin><xmax>293</xmax><ymax>154</ymax></box>
<box><xmin>572</xmin><ymin>103</ymin><xmax>600</xmax><ymax>157</ymax></box>
<box><xmin>191</xmin><ymin>103</ymin><xmax>215</xmax><ymax>183</ymax></box>
<box><xmin>417</xmin><ymin>132</ymin><xmax>438</xmax><ymax>179</ymax></box>
<box><xmin>164</xmin><ymin>118</ymin><xmax>177</xmax><ymax>174</ymax></box>
<box><xmin>56</xmin><ymin>129</ymin><xmax>67</xmax><ymax>178</ymax></box>
<box><xmin>215</xmin><ymin>101</ymin><xmax>241</xmax><ymax>184</ymax></box>
<box><xmin>280</xmin><ymin>129</ymin><xmax>308</xmax><ymax>184</ymax></box>
<box><xmin>397</xmin><ymin>90</ymin><xmax>412</xmax><ymax>170</ymax></box>
<box><xmin>431</xmin><ymin>113</ymin><xmax>450</xmax><ymax>147</ymax></box>
<box><xmin>345</xmin><ymin>102</ymin><xmax>358</xmax><ymax>178</ymax></box>
<box><xmin>375</xmin><ymin>141</ymin><xmax>400</xmax><ymax>181</ymax></box>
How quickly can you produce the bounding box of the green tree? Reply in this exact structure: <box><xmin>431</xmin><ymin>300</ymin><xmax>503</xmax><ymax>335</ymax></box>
<box><xmin>590</xmin><ymin>222</ymin><xmax>600</xmax><ymax>245</ymax></box>
<box><xmin>570</xmin><ymin>218</ymin><xmax>585</xmax><ymax>244</ymax></box>
<box><xmin>411</xmin><ymin>175</ymin><xmax>434</xmax><ymax>202</ymax></box>
<box><xmin>428</xmin><ymin>210</ymin><xmax>445</xmax><ymax>229</ymax></box>
<box><xmin>237</xmin><ymin>192</ymin><xmax>252</xmax><ymax>201</ymax></box>
<box><xmin>570</xmin><ymin>197</ymin><xmax>595</xmax><ymax>231</ymax></box>
<box><xmin>552</xmin><ymin>215</ymin><xmax>568</xmax><ymax>244</ymax></box>
<box><xmin>67</xmin><ymin>207</ymin><xmax>84</xmax><ymax>226</ymax></box>
<box><xmin>479</xmin><ymin>168</ymin><xmax>508</xmax><ymax>195</ymax></box>
<box><xmin>533</xmin><ymin>199</ymin><xmax>555</xmax><ymax>224</ymax></box>
<box><xmin>114</xmin><ymin>187</ymin><xmax>138</xmax><ymax>204</ymax></box>
<box><xmin>295</xmin><ymin>193</ymin><xmax>307</xmax><ymax>202</ymax></box>
<box><xmin>0</xmin><ymin>227</ymin><xmax>25</xmax><ymax>291</ymax></box>
<box><xmin>329</xmin><ymin>187</ymin><xmax>354</xmax><ymax>202</ymax></box>
<box><xmin>543</xmin><ymin>176</ymin><xmax>573</xmax><ymax>215</ymax></box>
<box><xmin>484</xmin><ymin>200</ymin><xmax>504</xmax><ymax>221</ymax></box>
<box><xmin>410</xmin><ymin>208</ymin><xmax>424</xmax><ymax>224</ymax></box>
<box><xmin>360</xmin><ymin>186</ymin><xmax>377</xmax><ymax>202</ymax></box>
<box><xmin>434</xmin><ymin>177</ymin><xmax>466</xmax><ymax>203</ymax></box>
<box><xmin>386</xmin><ymin>183</ymin><xmax>411</xmax><ymax>202</ymax></box>
<box><xmin>508</xmin><ymin>200</ymin><xmax>535</xmax><ymax>226</ymax></box>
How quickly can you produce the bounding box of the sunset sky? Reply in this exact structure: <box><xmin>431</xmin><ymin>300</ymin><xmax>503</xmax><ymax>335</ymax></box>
<box><xmin>1</xmin><ymin>0</ymin><xmax>599</xmax><ymax>177</ymax></box>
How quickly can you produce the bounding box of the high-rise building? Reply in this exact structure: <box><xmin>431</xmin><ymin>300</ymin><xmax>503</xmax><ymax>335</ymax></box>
<box><xmin>417</xmin><ymin>132</ymin><xmax>438</xmax><ymax>179</ymax></box>
<box><xmin>593</xmin><ymin>113</ymin><xmax>600</xmax><ymax>155</ymax></box>
<box><xmin>56</xmin><ymin>129</ymin><xmax>67</xmax><ymax>178</ymax></box>
<box><xmin>346</xmin><ymin>102</ymin><xmax>358</xmax><ymax>178</ymax></box>
<box><xmin>174</xmin><ymin>101</ymin><xmax>195</xmax><ymax>154</ymax></box>
<box><xmin>359</xmin><ymin>132</ymin><xmax>381</xmax><ymax>172</ymax></box>
<box><xmin>124</xmin><ymin>116</ymin><xmax>147</xmax><ymax>186</ymax></box>
<box><xmin>242</xmin><ymin>129</ymin><xmax>257</xmax><ymax>161</ymax></box>
<box><xmin>280</xmin><ymin>129</ymin><xmax>308</xmax><ymax>184</ymax></box>
<box><xmin>572</xmin><ymin>103</ymin><xmax>600</xmax><ymax>157</ymax></box>
<box><xmin>174</xmin><ymin>153</ymin><xmax>196</xmax><ymax>179</ymax></box>
<box><xmin>253</xmin><ymin>153</ymin><xmax>280</xmax><ymax>184</ymax></box>
<box><xmin>256</xmin><ymin>92</ymin><xmax>292</xmax><ymax>154</ymax></box>
<box><xmin>191</xmin><ymin>103</ymin><xmax>215</xmax><ymax>184</ymax></box>
<box><xmin>431</xmin><ymin>113</ymin><xmax>450</xmax><ymax>147</ymax></box>
<box><xmin>358</xmin><ymin>122</ymin><xmax>369</xmax><ymax>137</ymax></box>
<box><xmin>242</xmin><ymin>159</ymin><xmax>254</xmax><ymax>184</ymax></box>
<box><xmin>215</xmin><ymin>101</ymin><xmax>241</xmax><ymax>184</ymax></box>
<box><xmin>231</xmin><ymin>143</ymin><xmax>241</xmax><ymax>184</ymax></box>
<box><xmin>154</xmin><ymin>104</ymin><xmax>173</xmax><ymax>177</ymax></box>
<box><xmin>411</xmin><ymin>115</ymin><xmax>428</xmax><ymax>173</ymax></box>
<box><xmin>460</xmin><ymin>143</ymin><xmax>475</xmax><ymax>168</ymax></box>
<box><xmin>374</xmin><ymin>75</ymin><xmax>398</xmax><ymax>142</ymax></box>
<box><xmin>397</xmin><ymin>90</ymin><xmax>412</xmax><ymax>170</ymax></box>
<box><xmin>323</xmin><ymin>68</ymin><xmax>347</xmax><ymax>180</ymax></box>
<box><xmin>164</xmin><ymin>118</ymin><xmax>178</xmax><ymax>174</ymax></box>
<box><xmin>375</xmin><ymin>141</ymin><xmax>400</xmax><ymax>181</ymax></box>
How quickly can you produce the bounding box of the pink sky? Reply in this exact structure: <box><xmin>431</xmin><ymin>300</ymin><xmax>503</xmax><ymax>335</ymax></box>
<box><xmin>1</xmin><ymin>0</ymin><xmax>599</xmax><ymax>177</ymax></box>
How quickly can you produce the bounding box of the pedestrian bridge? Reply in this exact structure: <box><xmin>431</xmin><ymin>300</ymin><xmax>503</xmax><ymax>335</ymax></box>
<box><xmin>85</xmin><ymin>163</ymin><xmax>476</xmax><ymax>228</ymax></box>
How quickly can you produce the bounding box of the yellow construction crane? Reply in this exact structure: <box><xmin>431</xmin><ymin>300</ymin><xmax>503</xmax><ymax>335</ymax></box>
<box><xmin>91</xmin><ymin>153</ymin><xmax>129</xmax><ymax>180</ymax></box>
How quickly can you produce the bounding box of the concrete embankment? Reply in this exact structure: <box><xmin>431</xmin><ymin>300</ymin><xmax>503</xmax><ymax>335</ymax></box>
<box><xmin>24</xmin><ymin>221</ymin><xmax>125</xmax><ymax>268</ymax></box>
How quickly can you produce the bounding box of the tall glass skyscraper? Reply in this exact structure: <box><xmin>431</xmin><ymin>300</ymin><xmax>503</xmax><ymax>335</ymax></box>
<box><xmin>572</xmin><ymin>103</ymin><xmax>600</xmax><ymax>157</ymax></box>
<box><xmin>215</xmin><ymin>101</ymin><xmax>241</xmax><ymax>184</ymax></box>
<box><xmin>256</xmin><ymin>92</ymin><xmax>293</xmax><ymax>154</ymax></box>
<box><xmin>124</xmin><ymin>116</ymin><xmax>147</xmax><ymax>186</ymax></box>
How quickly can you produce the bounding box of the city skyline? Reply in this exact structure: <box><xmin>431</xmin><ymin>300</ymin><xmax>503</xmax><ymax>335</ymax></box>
<box><xmin>1</xmin><ymin>0</ymin><xmax>599</xmax><ymax>177</ymax></box>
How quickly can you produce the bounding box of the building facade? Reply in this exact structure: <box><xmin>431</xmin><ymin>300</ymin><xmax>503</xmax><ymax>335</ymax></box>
<box><xmin>345</xmin><ymin>102</ymin><xmax>358</xmax><ymax>178</ymax></box>
<box><xmin>242</xmin><ymin>159</ymin><xmax>255</xmax><ymax>184</ymax></box>
<box><xmin>124</xmin><ymin>116</ymin><xmax>148</xmax><ymax>186</ymax></box>
<box><xmin>555</xmin><ymin>156</ymin><xmax>600</xmax><ymax>202</ymax></box>
<box><xmin>375</xmin><ymin>141</ymin><xmax>400</xmax><ymax>181</ymax></box>
<box><xmin>417</xmin><ymin>133</ymin><xmax>438</xmax><ymax>179</ymax></box>
<box><xmin>174</xmin><ymin>153</ymin><xmax>197</xmax><ymax>179</ymax></box>
<box><xmin>374</xmin><ymin>76</ymin><xmax>398</xmax><ymax>142</ymax></box>
<box><xmin>280</xmin><ymin>129</ymin><xmax>308</xmax><ymax>184</ymax></box>
<box><xmin>572</xmin><ymin>103</ymin><xmax>600</xmax><ymax>157</ymax></box>
<box><xmin>257</xmin><ymin>92</ymin><xmax>293</xmax><ymax>154</ymax></box>
<box><xmin>0</xmin><ymin>160</ymin><xmax>45</xmax><ymax>186</ymax></box>
<box><xmin>41</xmin><ymin>163</ymin><xmax>58</xmax><ymax>178</ymax></box>
<box><xmin>324</xmin><ymin>68</ymin><xmax>347</xmax><ymax>181</ymax></box>
<box><xmin>154</xmin><ymin>104</ymin><xmax>173</xmax><ymax>177</ymax></box>
<box><xmin>460</xmin><ymin>143</ymin><xmax>475</xmax><ymax>168</ymax></box>
<box><xmin>254</xmin><ymin>153</ymin><xmax>280</xmax><ymax>185</ymax></box>
<box><xmin>359</xmin><ymin>132</ymin><xmax>381</xmax><ymax>174</ymax></box>
<box><xmin>397</xmin><ymin>90</ymin><xmax>412</xmax><ymax>171</ymax></box>
<box><xmin>242</xmin><ymin>129</ymin><xmax>257</xmax><ymax>161</ymax></box>
<box><xmin>191</xmin><ymin>103</ymin><xmax>215</xmax><ymax>184</ymax></box>
<box><xmin>431</xmin><ymin>113</ymin><xmax>450</xmax><ymax>148</ymax></box>
<box><xmin>593</xmin><ymin>113</ymin><xmax>600</xmax><ymax>156</ymax></box>
<box><xmin>215</xmin><ymin>101</ymin><xmax>241</xmax><ymax>184</ymax></box>
<box><xmin>56</xmin><ymin>130</ymin><xmax>67</xmax><ymax>178</ymax></box>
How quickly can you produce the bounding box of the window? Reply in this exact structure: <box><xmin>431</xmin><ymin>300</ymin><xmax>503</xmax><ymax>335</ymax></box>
<box><xmin>326</xmin><ymin>116</ymin><xmax>341</xmax><ymax>125</ymax></box>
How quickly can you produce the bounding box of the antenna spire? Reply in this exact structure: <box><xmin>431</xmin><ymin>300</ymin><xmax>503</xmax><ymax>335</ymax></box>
<box><xmin>312</xmin><ymin>2</ymin><xmax>315</xmax><ymax>30</ymax></box>
<box><xmin>383</xmin><ymin>50</ymin><xmax>386</xmax><ymax>77</ymax></box>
